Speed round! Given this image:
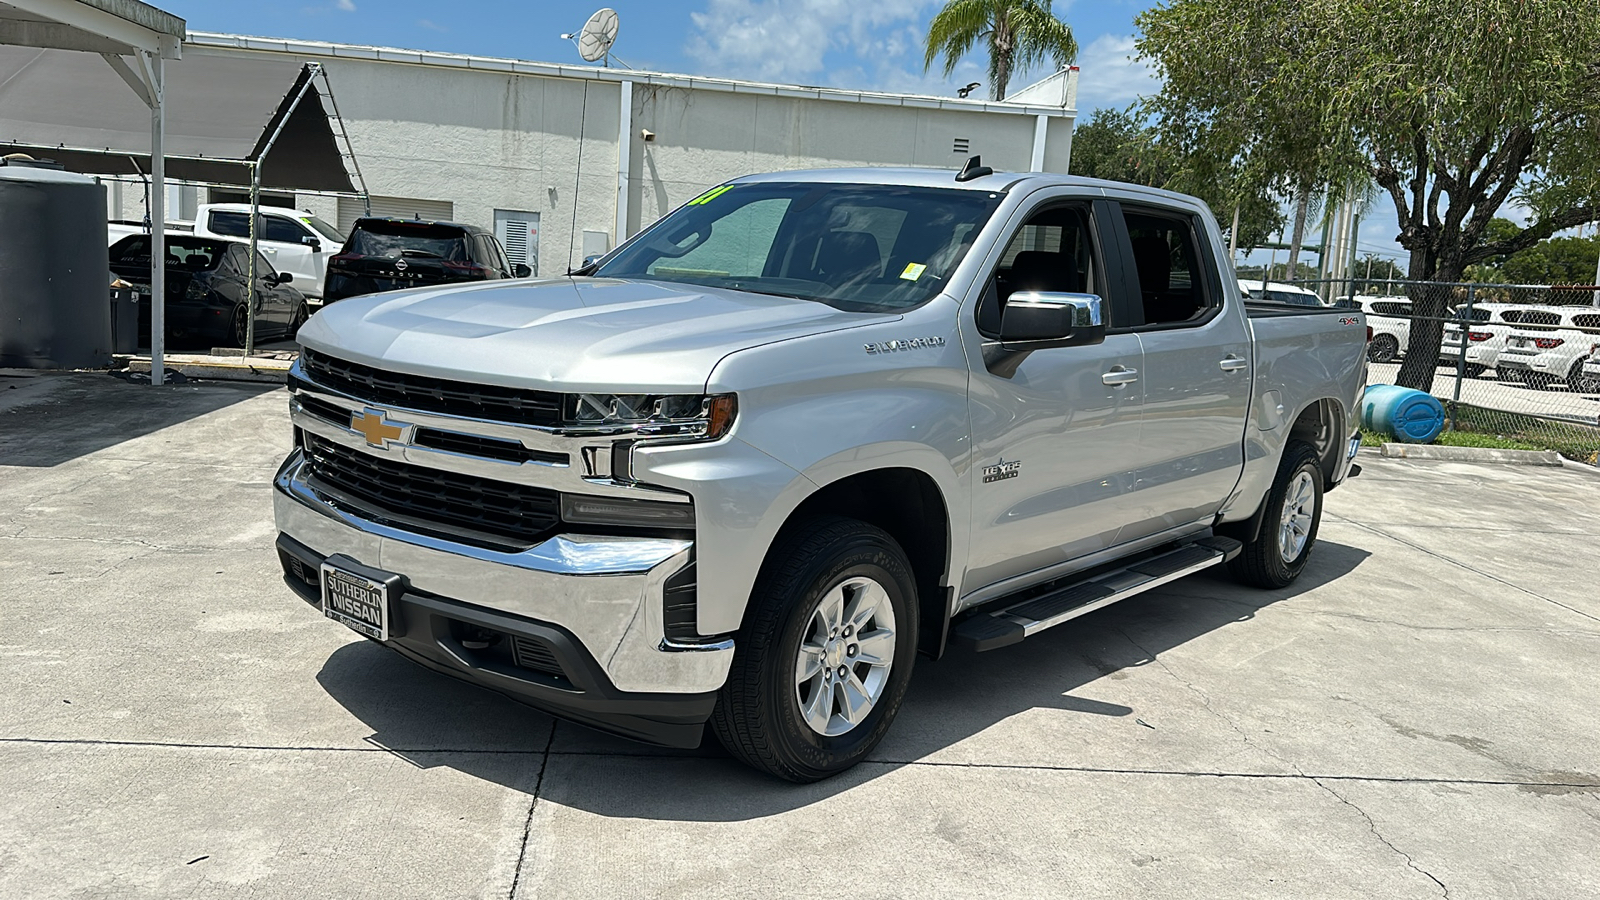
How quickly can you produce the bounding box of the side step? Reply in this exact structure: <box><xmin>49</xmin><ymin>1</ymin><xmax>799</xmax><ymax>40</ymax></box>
<box><xmin>949</xmin><ymin>536</ymin><xmax>1243</xmax><ymax>652</ymax></box>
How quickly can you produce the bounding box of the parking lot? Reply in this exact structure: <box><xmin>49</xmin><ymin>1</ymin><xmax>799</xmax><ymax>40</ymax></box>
<box><xmin>2</xmin><ymin>371</ymin><xmax>1598</xmax><ymax>899</ymax></box>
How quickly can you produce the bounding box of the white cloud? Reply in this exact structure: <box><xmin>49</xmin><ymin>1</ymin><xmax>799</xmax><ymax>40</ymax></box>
<box><xmin>686</xmin><ymin>0</ymin><xmax>935</xmax><ymax>85</ymax></box>
<box><xmin>335</xmin><ymin>0</ymin><xmax>356</xmax><ymax>10</ymax></box>
<box><xmin>1072</xmin><ymin>34</ymin><xmax>1159</xmax><ymax>112</ymax></box>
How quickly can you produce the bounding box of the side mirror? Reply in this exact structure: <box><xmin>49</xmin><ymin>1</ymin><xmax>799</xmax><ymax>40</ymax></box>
<box><xmin>998</xmin><ymin>292</ymin><xmax>1106</xmax><ymax>349</ymax></box>
<box><xmin>513</xmin><ymin>263</ymin><xmax>532</xmax><ymax>278</ymax></box>
<box><xmin>275</xmin><ymin>272</ymin><xmax>294</xmax><ymax>285</ymax></box>
<box><xmin>302</xmin><ymin>235</ymin><xmax>321</xmax><ymax>250</ymax></box>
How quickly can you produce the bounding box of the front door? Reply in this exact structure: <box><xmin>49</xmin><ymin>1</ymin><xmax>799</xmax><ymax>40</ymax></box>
<box><xmin>261</xmin><ymin>213</ymin><xmax>317</xmax><ymax>293</ymax></box>
<box><xmin>963</xmin><ymin>200</ymin><xmax>1147</xmax><ymax>596</ymax></box>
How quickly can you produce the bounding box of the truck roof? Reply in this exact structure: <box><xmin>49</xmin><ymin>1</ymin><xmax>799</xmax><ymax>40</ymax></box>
<box><xmin>728</xmin><ymin>166</ymin><xmax>1205</xmax><ymax>204</ymax></box>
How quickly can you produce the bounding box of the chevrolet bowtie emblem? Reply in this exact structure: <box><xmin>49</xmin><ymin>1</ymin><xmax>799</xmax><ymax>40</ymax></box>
<box><xmin>350</xmin><ymin>408</ymin><xmax>406</xmax><ymax>447</ymax></box>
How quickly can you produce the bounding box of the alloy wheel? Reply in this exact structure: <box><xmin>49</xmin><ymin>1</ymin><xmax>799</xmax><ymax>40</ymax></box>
<box><xmin>794</xmin><ymin>576</ymin><xmax>897</xmax><ymax>737</ymax></box>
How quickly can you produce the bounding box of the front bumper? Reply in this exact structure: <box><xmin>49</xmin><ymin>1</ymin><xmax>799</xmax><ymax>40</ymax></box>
<box><xmin>272</xmin><ymin>451</ymin><xmax>734</xmax><ymax>747</ymax></box>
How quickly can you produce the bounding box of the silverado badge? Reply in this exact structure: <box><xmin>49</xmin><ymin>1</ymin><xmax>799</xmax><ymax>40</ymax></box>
<box><xmin>982</xmin><ymin>458</ymin><xmax>1021</xmax><ymax>483</ymax></box>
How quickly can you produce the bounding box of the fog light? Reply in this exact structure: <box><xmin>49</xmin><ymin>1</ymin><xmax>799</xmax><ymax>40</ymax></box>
<box><xmin>561</xmin><ymin>494</ymin><xmax>695</xmax><ymax>528</ymax></box>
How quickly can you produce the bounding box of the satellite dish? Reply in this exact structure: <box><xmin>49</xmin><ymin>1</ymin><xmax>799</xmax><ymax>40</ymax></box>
<box><xmin>576</xmin><ymin>8</ymin><xmax>620</xmax><ymax>62</ymax></box>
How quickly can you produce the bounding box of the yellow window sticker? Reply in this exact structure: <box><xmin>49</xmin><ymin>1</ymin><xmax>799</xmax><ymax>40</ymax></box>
<box><xmin>687</xmin><ymin>185</ymin><xmax>735</xmax><ymax>206</ymax></box>
<box><xmin>900</xmin><ymin>262</ymin><xmax>928</xmax><ymax>281</ymax></box>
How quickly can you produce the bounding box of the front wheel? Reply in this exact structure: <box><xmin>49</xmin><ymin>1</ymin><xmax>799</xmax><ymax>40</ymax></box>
<box><xmin>710</xmin><ymin>517</ymin><xmax>919</xmax><ymax>783</ymax></box>
<box><xmin>1228</xmin><ymin>440</ymin><xmax>1324</xmax><ymax>589</ymax></box>
<box><xmin>229</xmin><ymin>305</ymin><xmax>249</xmax><ymax>348</ymax></box>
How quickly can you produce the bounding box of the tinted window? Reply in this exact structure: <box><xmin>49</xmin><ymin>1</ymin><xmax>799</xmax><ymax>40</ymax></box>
<box><xmin>208</xmin><ymin>211</ymin><xmax>251</xmax><ymax>238</ymax></box>
<box><xmin>255</xmin><ymin>252</ymin><xmax>277</xmax><ymax>280</ymax></box>
<box><xmin>596</xmin><ymin>182</ymin><xmax>1001</xmax><ymax>312</ymax></box>
<box><xmin>1572</xmin><ymin>314</ymin><xmax>1600</xmax><ymax>330</ymax></box>
<box><xmin>1124</xmin><ymin>210</ymin><xmax>1211</xmax><ymax>325</ymax></box>
<box><xmin>264</xmin><ymin>215</ymin><xmax>310</xmax><ymax>243</ymax></box>
<box><xmin>110</xmin><ymin>236</ymin><xmax>229</xmax><ymax>271</ymax></box>
<box><xmin>1454</xmin><ymin>307</ymin><xmax>1492</xmax><ymax>322</ymax></box>
<box><xmin>1520</xmin><ymin>311</ymin><xmax>1560</xmax><ymax>327</ymax></box>
<box><xmin>1267</xmin><ymin>289</ymin><xmax>1318</xmax><ymax>307</ymax></box>
<box><xmin>303</xmin><ymin>216</ymin><xmax>344</xmax><ymax>243</ymax></box>
<box><xmin>346</xmin><ymin>220</ymin><xmax>469</xmax><ymax>261</ymax></box>
<box><xmin>978</xmin><ymin>204</ymin><xmax>1101</xmax><ymax>335</ymax></box>
<box><xmin>1371</xmin><ymin>302</ymin><xmax>1411</xmax><ymax>316</ymax></box>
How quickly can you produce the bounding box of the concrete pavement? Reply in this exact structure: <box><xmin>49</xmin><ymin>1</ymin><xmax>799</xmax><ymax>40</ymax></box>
<box><xmin>1</xmin><ymin>371</ymin><xmax>1597</xmax><ymax>899</ymax></box>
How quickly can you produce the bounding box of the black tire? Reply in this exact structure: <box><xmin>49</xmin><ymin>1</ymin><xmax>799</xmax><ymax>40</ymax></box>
<box><xmin>710</xmin><ymin>516</ymin><xmax>920</xmax><ymax>783</ymax></box>
<box><xmin>1564</xmin><ymin>359</ymin><xmax>1587</xmax><ymax>391</ymax></box>
<box><xmin>229</xmin><ymin>305</ymin><xmax>249</xmax><ymax>348</ymax></box>
<box><xmin>1228</xmin><ymin>441</ymin><xmax>1324</xmax><ymax>589</ymax></box>
<box><xmin>1456</xmin><ymin>362</ymin><xmax>1486</xmax><ymax>379</ymax></box>
<box><xmin>1367</xmin><ymin>334</ymin><xmax>1400</xmax><ymax>363</ymax></box>
<box><xmin>287</xmin><ymin>302</ymin><xmax>309</xmax><ymax>339</ymax></box>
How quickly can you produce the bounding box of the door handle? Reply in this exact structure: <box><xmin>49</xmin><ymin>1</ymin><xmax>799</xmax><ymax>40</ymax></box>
<box><xmin>1219</xmin><ymin>355</ymin><xmax>1249</xmax><ymax>372</ymax></box>
<box><xmin>1102</xmin><ymin>366</ymin><xmax>1139</xmax><ymax>387</ymax></box>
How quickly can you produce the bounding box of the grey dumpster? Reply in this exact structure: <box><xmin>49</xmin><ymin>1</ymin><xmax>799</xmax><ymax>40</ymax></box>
<box><xmin>0</xmin><ymin>160</ymin><xmax>111</xmax><ymax>369</ymax></box>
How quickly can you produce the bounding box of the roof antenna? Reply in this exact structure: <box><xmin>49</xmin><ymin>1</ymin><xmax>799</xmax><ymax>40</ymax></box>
<box><xmin>955</xmin><ymin>155</ymin><xmax>993</xmax><ymax>182</ymax></box>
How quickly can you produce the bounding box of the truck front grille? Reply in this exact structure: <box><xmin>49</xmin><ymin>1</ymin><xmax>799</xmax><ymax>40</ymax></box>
<box><xmin>301</xmin><ymin>348</ymin><xmax>563</xmax><ymax>427</ymax></box>
<box><xmin>301</xmin><ymin>433</ymin><xmax>560</xmax><ymax>546</ymax></box>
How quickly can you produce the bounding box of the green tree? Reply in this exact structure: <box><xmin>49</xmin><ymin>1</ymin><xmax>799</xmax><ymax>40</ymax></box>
<box><xmin>1137</xmin><ymin>0</ymin><xmax>1600</xmax><ymax>390</ymax></box>
<box><xmin>1069</xmin><ymin>108</ymin><xmax>1283</xmax><ymax>252</ymax></box>
<box><xmin>1468</xmin><ymin>218</ymin><xmax>1600</xmax><ymax>286</ymax></box>
<box><xmin>923</xmin><ymin>0</ymin><xmax>1077</xmax><ymax>101</ymax></box>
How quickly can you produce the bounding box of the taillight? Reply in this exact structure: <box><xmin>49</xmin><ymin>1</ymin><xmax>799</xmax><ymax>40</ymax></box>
<box><xmin>1366</xmin><ymin>326</ymin><xmax>1374</xmax><ymax>343</ymax></box>
<box><xmin>328</xmin><ymin>253</ymin><xmax>359</xmax><ymax>269</ymax></box>
<box><xmin>1468</xmin><ymin>331</ymin><xmax>1492</xmax><ymax>342</ymax></box>
<box><xmin>443</xmin><ymin>261</ymin><xmax>490</xmax><ymax>278</ymax></box>
<box><xmin>1534</xmin><ymin>337</ymin><xmax>1565</xmax><ymax>349</ymax></box>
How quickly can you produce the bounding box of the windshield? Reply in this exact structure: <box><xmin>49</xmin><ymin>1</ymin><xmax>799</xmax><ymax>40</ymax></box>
<box><xmin>303</xmin><ymin>215</ymin><xmax>345</xmax><ymax>243</ymax></box>
<box><xmin>593</xmin><ymin>182</ymin><xmax>1003</xmax><ymax>311</ymax></box>
<box><xmin>346</xmin><ymin>221</ymin><xmax>468</xmax><ymax>261</ymax></box>
<box><xmin>110</xmin><ymin>235</ymin><xmax>228</xmax><ymax>271</ymax></box>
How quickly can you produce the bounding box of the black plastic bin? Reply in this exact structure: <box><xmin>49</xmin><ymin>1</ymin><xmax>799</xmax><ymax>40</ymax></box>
<box><xmin>109</xmin><ymin>287</ymin><xmax>139</xmax><ymax>354</ymax></box>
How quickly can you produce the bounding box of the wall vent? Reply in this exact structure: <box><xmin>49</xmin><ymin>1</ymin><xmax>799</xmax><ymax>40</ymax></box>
<box><xmin>953</xmin><ymin>137</ymin><xmax>970</xmax><ymax>154</ymax></box>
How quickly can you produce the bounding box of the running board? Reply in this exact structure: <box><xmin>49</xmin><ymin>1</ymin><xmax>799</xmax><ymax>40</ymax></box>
<box><xmin>949</xmin><ymin>536</ymin><xmax>1243</xmax><ymax>652</ymax></box>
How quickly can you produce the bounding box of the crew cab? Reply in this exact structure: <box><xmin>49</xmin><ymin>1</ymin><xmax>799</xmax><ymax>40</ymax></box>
<box><xmin>192</xmin><ymin>204</ymin><xmax>345</xmax><ymax>300</ymax></box>
<box><xmin>273</xmin><ymin>168</ymin><xmax>1367</xmax><ymax>782</ymax></box>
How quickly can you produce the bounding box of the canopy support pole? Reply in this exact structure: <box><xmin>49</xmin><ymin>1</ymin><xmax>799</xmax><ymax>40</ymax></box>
<box><xmin>245</xmin><ymin>64</ymin><xmax>323</xmax><ymax>357</ymax></box>
<box><xmin>139</xmin><ymin>50</ymin><xmax>165</xmax><ymax>385</ymax></box>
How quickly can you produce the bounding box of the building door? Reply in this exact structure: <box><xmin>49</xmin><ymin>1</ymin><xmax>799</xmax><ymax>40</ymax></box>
<box><xmin>494</xmin><ymin>209</ymin><xmax>540</xmax><ymax>277</ymax></box>
<box><xmin>337</xmin><ymin>196</ymin><xmax>454</xmax><ymax>234</ymax></box>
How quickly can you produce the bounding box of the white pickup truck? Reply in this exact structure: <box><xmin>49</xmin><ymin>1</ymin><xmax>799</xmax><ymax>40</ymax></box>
<box><xmin>273</xmin><ymin>166</ymin><xmax>1368</xmax><ymax>781</ymax></box>
<box><xmin>110</xmin><ymin>203</ymin><xmax>344</xmax><ymax>299</ymax></box>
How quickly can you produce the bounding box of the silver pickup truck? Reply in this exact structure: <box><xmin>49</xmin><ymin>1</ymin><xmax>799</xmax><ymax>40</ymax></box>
<box><xmin>273</xmin><ymin>166</ymin><xmax>1367</xmax><ymax>782</ymax></box>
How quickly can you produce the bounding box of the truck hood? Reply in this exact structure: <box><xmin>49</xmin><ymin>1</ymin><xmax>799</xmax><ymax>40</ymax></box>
<box><xmin>297</xmin><ymin>277</ymin><xmax>898</xmax><ymax>392</ymax></box>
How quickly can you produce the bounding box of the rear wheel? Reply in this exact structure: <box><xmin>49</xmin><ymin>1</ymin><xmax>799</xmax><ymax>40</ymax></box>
<box><xmin>1368</xmin><ymin>334</ymin><xmax>1400</xmax><ymax>363</ymax></box>
<box><xmin>229</xmin><ymin>306</ymin><xmax>249</xmax><ymax>348</ymax></box>
<box><xmin>710</xmin><ymin>517</ymin><xmax>919</xmax><ymax>783</ymax></box>
<box><xmin>1455</xmin><ymin>361</ymin><xmax>1486</xmax><ymax>379</ymax></box>
<box><xmin>1228</xmin><ymin>440</ymin><xmax>1323</xmax><ymax>589</ymax></box>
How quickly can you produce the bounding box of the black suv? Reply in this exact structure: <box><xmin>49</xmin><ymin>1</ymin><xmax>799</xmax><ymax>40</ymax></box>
<box><xmin>323</xmin><ymin>217</ymin><xmax>530</xmax><ymax>302</ymax></box>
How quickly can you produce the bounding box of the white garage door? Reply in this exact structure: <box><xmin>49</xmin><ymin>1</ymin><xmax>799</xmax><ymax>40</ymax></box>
<box><xmin>337</xmin><ymin>195</ymin><xmax>455</xmax><ymax>233</ymax></box>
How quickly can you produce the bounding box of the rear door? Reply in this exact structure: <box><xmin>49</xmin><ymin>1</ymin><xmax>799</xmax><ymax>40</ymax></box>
<box><xmin>1108</xmin><ymin>201</ymin><xmax>1252</xmax><ymax>541</ymax></box>
<box><xmin>963</xmin><ymin>196</ymin><xmax>1147</xmax><ymax>594</ymax></box>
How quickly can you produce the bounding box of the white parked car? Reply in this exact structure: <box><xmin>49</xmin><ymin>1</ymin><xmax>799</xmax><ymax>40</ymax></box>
<box><xmin>1239</xmin><ymin>279</ymin><xmax>1325</xmax><ymax>308</ymax></box>
<box><xmin>1438</xmin><ymin>302</ymin><xmax>1548</xmax><ymax>377</ymax></box>
<box><xmin>1341</xmin><ymin>296</ymin><xmax>1412</xmax><ymax>363</ymax></box>
<box><xmin>1495</xmin><ymin>307</ymin><xmax>1600</xmax><ymax>389</ymax></box>
<box><xmin>192</xmin><ymin>204</ymin><xmax>345</xmax><ymax>300</ymax></box>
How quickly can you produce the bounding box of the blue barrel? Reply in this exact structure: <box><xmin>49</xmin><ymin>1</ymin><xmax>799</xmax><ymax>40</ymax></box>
<box><xmin>1361</xmin><ymin>384</ymin><xmax>1445</xmax><ymax>443</ymax></box>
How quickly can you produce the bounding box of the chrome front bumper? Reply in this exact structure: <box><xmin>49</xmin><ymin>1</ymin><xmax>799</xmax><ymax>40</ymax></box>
<box><xmin>272</xmin><ymin>451</ymin><xmax>734</xmax><ymax>695</ymax></box>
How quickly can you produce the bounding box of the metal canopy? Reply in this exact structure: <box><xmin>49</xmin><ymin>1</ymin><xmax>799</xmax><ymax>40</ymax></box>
<box><xmin>0</xmin><ymin>45</ymin><xmax>356</xmax><ymax>192</ymax></box>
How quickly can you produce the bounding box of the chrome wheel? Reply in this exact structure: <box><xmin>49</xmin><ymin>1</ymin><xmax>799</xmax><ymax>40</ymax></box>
<box><xmin>1279</xmin><ymin>471</ymin><xmax>1316</xmax><ymax>563</ymax></box>
<box><xmin>794</xmin><ymin>576</ymin><xmax>897</xmax><ymax>737</ymax></box>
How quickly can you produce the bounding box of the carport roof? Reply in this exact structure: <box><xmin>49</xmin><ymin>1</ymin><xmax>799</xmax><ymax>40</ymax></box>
<box><xmin>0</xmin><ymin>43</ymin><xmax>356</xmax><ymax>192</ymax></box>
<box><xmin>0</xmin><ymin>0</ymin><xmax>184</xmax><ymax>57</ymax></box>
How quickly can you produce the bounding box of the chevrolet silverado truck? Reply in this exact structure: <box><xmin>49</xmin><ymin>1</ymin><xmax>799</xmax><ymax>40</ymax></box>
<box><xmin>273</xmin><ymin>166</ymin><xmax>1367</xmax><ymax>782</ymax></box>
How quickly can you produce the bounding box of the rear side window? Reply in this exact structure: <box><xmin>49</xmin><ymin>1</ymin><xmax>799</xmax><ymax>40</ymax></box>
<box><xmin>208</xmin><ymin>211</ymin><xmax>250</xmax><ymax>238</ymax></box>
<box><xmin>110</xmin><ymin>236</ymin><xmax>227</xmax><ymax>270</ymax></box>
<box><xmin>346</xmin><ymin>220</ymin><xmax>469</xmax><ymax>261</ymax></box>
<box><xmin>1123</xmin><ymin>210</ymin><xmax>1213</xmax><ymax>326</ymax></box>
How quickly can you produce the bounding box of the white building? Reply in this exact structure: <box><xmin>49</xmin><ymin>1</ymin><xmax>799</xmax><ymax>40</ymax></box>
<box><xmin>115</xmin><ymin>33</ymin><xmax>1078</xmax><ymax>277</ymax></box>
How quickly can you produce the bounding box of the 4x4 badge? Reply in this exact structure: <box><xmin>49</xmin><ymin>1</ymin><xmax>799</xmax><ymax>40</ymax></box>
<box><xmin>982</xmin><ymin>458</ymin><xmax>1021</xmax><ymax>483</ymax></box>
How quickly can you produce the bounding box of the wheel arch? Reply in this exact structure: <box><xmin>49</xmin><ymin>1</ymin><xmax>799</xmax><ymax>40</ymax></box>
<box><xmin>771</xmin><ymin>466</ymin><xmax>955</xmax><ymax>660</ymax></box>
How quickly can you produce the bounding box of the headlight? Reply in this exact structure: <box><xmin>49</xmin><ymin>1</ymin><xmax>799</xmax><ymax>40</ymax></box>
<box><xmin>563</xmin><ymin>393</ymin><xmax>736</xmax><ymax>440</ymax></box>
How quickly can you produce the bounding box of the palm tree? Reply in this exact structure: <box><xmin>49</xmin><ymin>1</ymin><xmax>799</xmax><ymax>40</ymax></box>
<box><xmin>924</xmin><ymin>0</ymin><xmax>1077</xmax><ymax>102</ymax></box>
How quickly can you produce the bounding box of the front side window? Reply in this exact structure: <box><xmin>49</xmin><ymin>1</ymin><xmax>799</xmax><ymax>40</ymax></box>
<box><xmin>264</xmin><ymin>215</ymin><xmax>310</xmax><ymax>244</ymax></box>
<box><xmin>977</xmin><ymin>204</ymin><xmax>1101</xmax><ymax>336</ymax></box>
<box><xmin>1124</xmin><ymin>211</ymin><xmax>1213</xmax><ymax>325</ymax></box>
<box><xmin>595</xmin><ymin>182</ymin><xmax>1002</xmax><ymax>312</ymax></box>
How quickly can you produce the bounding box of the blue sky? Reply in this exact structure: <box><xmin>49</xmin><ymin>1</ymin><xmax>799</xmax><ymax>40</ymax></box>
<box><xmin>157</xmin><ymin>0</ymin><xmax>1415</xmax><ymax>267</ymax></box>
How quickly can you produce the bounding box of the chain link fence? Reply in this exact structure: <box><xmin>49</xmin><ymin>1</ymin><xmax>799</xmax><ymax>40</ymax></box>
<box><xmin>1244</xmin><ymin>278</ymin><xmax>1600</xmax><ymax>463</ymax></box>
